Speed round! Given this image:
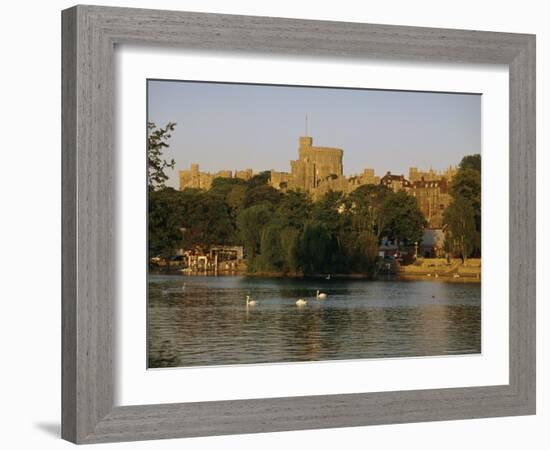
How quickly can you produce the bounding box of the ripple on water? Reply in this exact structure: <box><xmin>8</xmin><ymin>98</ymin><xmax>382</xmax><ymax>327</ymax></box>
<box><xmin>147</xmin><ymin>275</ymin><xmax>481</xmax><ymax>368</ymax></box>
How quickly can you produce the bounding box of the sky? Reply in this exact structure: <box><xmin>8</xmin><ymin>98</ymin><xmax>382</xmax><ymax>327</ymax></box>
<box><xmin>147</xmin><ymin>80</ymin><xmax>481</xmax><ymax>189</ymax></box>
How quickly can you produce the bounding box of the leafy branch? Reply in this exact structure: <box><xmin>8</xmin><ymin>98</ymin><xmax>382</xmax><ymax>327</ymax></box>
<box><xmin>147</xmin><ymin>122</ymin><xmax>176</xmax><ymax>190</ymax></box>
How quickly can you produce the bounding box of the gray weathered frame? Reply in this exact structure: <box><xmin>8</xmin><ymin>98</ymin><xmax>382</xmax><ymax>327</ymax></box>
<box><xmin>61</xmin><ymin>4</ymin><xmax>536</xmax><ymax>444</ymax></box>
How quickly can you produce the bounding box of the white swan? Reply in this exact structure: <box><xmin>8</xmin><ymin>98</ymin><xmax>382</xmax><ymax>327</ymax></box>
<box><xmin>246</xmin><ymin>295</ymin><xmax>257</xmax><ymax>307</ymax></box>
<box><xmin>316</xmin><ymin>290</ymin><xmax>327</xmax><ymax>300</ymax></box>
<box><xmin>296</xmin><ymin>298</ymin><xmax>307</xmax><ymax>306</ymax></box>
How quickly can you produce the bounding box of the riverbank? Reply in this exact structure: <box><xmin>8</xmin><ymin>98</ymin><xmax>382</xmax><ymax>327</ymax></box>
<box><xmin>397</xmin><ymin>258</ymin><xmax>481</xmax><ymax>282</ymax></box>
<box><xmin>150</xmin><ymin>260</ymin><xmax>481</xmax><ymax>283</ymax></box>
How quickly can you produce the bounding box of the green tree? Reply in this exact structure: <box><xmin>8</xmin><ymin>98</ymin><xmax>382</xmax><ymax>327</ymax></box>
<box><xmin>246</xmin><ymin>171</ymin><xmax>271</xmax><ymax>188</ymax></box>
<box><xmin>443</xmin><ymin>196</ymin><xmax>477</xmax><ymax>261</ymax></box>
<box><xmin>243</xmin><ymin>184</ymin><xmax>283</xmax><ymax>208</ymax></box>
<box><xmin>180</xmin><ymin>191</ymin><xmax>236</xmax><ymax>247</ymax></box>
<box><xmin>348</xmin><ymin>184</ymin><xmax>391</xmax><ymax>238</ymax></box>
<box><xmin>279</xmin><ymin>227</ymin><xmax>301</xmax><ymax>273</ymax></box>
<box><xmin>147</xmin><ymin>122</ymin><xmax>176</xmax><ymax>190</ymax></box>
<box><xmin>380</xmin><ymin>191</ymin><xmax>425</xmax><ymax>247</ymax></box>
<box><xmin>339</xmin><ymin>230</ymin><xmax>379</xmax><ymax>275</ymax></box>
<box><xmin>298</xmin><ymin>222</ymin><xmax>333</xmax><ymax>274</ymax></box>
<box><xmin>210</xmin><ymin>177</ymin><xmax>247</xmax><ymax>197</ymax></box>
<box><xmin>447</xmin><ymin>154</ymin><xmax>482</xmax><ymax>256</ymax></box>
<box><xmin>275</xmin><ymin>190</ymin><xmax>312</xmax><ymax>230</ymax></box>
<box><xmin>311</xmin><ymin>191</ymin><xmax>349</xmax><ymax>252</ymax></box>
<box><xmin>148</xmin><ymin>188</ymin><xmax>183</xmax><ymax>257</ymax></box>
<box><xmin>459</xmin><ymin>154</ymin><xmax>481</xmax><ymax>173</ymax></box>
<box><xmin>257</xmin><ymin>223</ymin><xmax>285</xmax><ymax>271</ymax></box>
<box><xmin>450</xmin><ymin>168</ymin><xmax>481</xmax><ymax>216</ymax></box>
<box><xmin>225</xmin><ymin>184</ymin><xmax>248</xmax><ymax>218</ymax></box>
<box><xmin>236</xmin><ymin>204</ymin><xmax>272</xmax><ymax>259</ymax></box>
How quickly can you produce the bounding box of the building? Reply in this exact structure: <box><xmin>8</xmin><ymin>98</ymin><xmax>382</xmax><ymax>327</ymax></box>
<box><xmin>380</xmin><ymin>172</ymin><xmax>452</xmax><ymax>228</ymax></box>
<box><xmin>179</xmin><ymin>164</ymin><xmax>253</xmax><ymax>190</ymax></box>
<box><xmin>270</xmin><ymin>136</ymin><xmax>343</xmax><ymax>192</ymax></box>
<box><xmin>270</xmin><ymin>136</ymin><xmax>378</xmax><ymax>199</ymax></box>
<box><xmin>419</xmin><ymin>229</ymin><xmax>446</xmax><ymax>257</ymax></box>
<box><xmin>409</xmin><ymin>166</ymin><xmax>457</xmax><ymax>183</ymax></box>
<box><xmin>380</xmin><ymin>171</ymin><xmax>412</xmax><ymax>192</ymax></box>
<box><xmin>410</xmin><ymin>177</ymin><xmax>452</xmax><ymax>229</ymax></box>
<box><xmin>179</xmin><ymin>134</ymin><xmax>457</xmax><ymax>227</ymax></box>
<box><xmin>180</xmin><ymin>245</ymin><xmax>245</xmax><ymax>272</ymax></box>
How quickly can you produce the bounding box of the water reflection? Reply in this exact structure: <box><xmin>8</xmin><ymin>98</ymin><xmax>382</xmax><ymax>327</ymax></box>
<box><xmin>147</xmin><ymin>275</ymin><xmax>481</xmax><ymax>368</ymax></box>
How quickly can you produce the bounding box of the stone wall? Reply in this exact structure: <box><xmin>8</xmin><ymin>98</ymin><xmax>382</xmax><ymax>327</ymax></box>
<box><xmin>179</xmin><ymin>135</ymin><xmax>457</xmax><ymax>229</ymax></box>
<box><xmin>179</xmin><ymin>164</ymin><xmax>253</xmax><ymax>190</ymax></box>
<box><xmin>409</xmin><ymin>166</ymin><xmax>457</xmax><ymax>182</ymax></box>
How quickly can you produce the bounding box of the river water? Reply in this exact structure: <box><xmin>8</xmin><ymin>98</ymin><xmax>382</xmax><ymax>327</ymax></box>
<box><xmin>147</xmin><ymin>274</ymin><xmax>481</xmax><ymax>368</ymax></box>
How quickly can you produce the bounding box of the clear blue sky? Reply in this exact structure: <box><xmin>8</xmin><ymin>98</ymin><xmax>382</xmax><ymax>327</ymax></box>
<box><xmin>147</xmin><ymin>80</ymin><xmax>481</xmax><ymax>189</ymax></box>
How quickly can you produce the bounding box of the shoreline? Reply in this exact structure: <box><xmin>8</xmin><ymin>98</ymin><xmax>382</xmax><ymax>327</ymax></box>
<box><xmin>149</xmin><ymin>268</ymin><xmax>481</xmax><ymax>283</ymax></box>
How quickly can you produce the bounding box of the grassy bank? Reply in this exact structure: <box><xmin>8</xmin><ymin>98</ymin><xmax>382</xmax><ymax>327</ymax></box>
<box><xmin>397</xmin><ymin>258</ymin><xmax>481</xmax><ymax>282</ymax></box>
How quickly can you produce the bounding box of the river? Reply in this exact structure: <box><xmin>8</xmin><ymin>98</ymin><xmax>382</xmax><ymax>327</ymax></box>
<box><xmin>147</xmin><ymin>274</ymin><xmax>481</xmax><ymax>368</ymax></box>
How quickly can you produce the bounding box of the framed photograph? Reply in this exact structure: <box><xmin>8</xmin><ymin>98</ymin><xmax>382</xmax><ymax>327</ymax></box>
<box><xmin>62</xmin><ymin>5</ymin><xmax>536</xmax><ymax>444</ymax></box>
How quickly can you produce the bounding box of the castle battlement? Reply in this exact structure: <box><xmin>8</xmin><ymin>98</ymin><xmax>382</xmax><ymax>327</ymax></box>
<box><xmin>179</xmin><ymin>134</ymin><xmax>457</xmax><ymax>227</ymax></box>
<box><xmin>179</xmin><ymin>164</ymin><xmax>253</xmax><ymax>191</ymax></box>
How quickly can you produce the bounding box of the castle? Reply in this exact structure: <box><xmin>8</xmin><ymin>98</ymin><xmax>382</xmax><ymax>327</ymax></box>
<box><xmin>179</xmin><ymin>164</ymin><xmax>254</xmax><ymax>190</ymax></box>
<box><xmin>269</xmin><ymin>136</ymin><xmax>380</xmax><ymax>198</ymax></box>
<box><xmin>178</xmin><ymin>135</ymin><xmax>457</xmax><ymax>228</ymax></box>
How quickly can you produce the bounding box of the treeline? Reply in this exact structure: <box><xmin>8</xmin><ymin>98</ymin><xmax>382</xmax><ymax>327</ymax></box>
<box><xmin>147</xmin><ymin>122</ymin><xmax>481</xmax><ymax>269</ymax></box>
<box><xmin>149</xmin><ymin>173</ymin><xmax>426</xmax><ymax>276</ymax></box>
<box><xmin>442</xmin><ymin>154</ymin><xmax>481</xmax><ymax>260</ymax></box>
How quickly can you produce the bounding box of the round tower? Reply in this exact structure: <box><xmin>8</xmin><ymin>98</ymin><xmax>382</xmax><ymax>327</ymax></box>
<box><xmin>299</xmin><ymin>136</ymin><xmax>313</xmax><ymax>149</ymax></box>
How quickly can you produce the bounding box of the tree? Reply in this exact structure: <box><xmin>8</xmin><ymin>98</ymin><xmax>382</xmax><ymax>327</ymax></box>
<box><xmin>148</xmin><ymin>188</ymin><xmax>183</xmax><ymax>257</ymax></box>
<box><xmin>348</xmin><ymin>184</ymin><xmax>391</xmax><ymax>238</ymax></box>
<box><xmin>459</xmin><ymin>154</ymin><xmax>481</xmax><ymax>173</ymax></box>
<box><xmin>210</xmin><ymin>177</ymin><xmax>247</xmax><ymax>197</ymax></box>
<box><xmin>336</xmin><ymin>227</ymin><xmax>379</xmax><ymax>275</ymax></box>
<box><xmin>179</xmin><ymin>191</ymin><xmax>237</xmax><ymax>248</ymax></box>
<box><xmin>443</xmin><ymin>196</ymin><xmax>477</xmax><ymax>261</ymax></box>
<box><xmin>225</xmin><ymin>184</ymin><xmax>248</xmax><ymax>218</ymax></box>
<box><xmin>236</xmin><ymin>204</ymin><xmax>272</xmax><ymax>258</ymax></box>
<box><xmin>311</xmin><ymin>190</ymin><xmax>349</xmax><ymax>251</ymax></box>
<box><xmin>243</xmin><ymin>184</ymin><xmax>283</xmax><ymax>208</ymax></box>
<box><xmin>279</xmin><ymin>227</ymin><xmax>301</xmax><ymax>273</ymax></box>
<box><xmin>246</xmin><ymin>171</ymin><xmax>271</xmax><ymax>188</ymax></box>
<box><xmin>380</xmin><ymin>191</ymin><xmax>425</xmax><ymax>247</ymax></box>
<box><xmin>257</xmin><ymin>223</ymin><xmax>285</xmax><ymax>271</ymax></box>
<box><xmin>298</xmin><ymin>222</ymin><xmax>333</xmax><ymax>274</ymax></box>
<box><xmin>450</xmin><ymin>168</ymin><xmax>481</xmax><ymax>216</ymax></box>
<box><xmin>147</xmin><ymin>122</ymin><xmax>176</xmax><ymax>190</ymax></box>
<box><xmin>275</xmin><ymin>190</ymin><xmax>312</xmax><ymax>230</ymax></box>
<box><xmin>447</xmin><ymin>154</ymin><xmax>482</xmax><ymax>256</ymax></box>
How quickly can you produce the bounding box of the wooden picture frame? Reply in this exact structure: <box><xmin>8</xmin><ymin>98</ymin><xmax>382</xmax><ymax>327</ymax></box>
<box><xmin>61</xmin><ymin>5</ymin><xmax>536</xmax><ymax>444</ymax></box>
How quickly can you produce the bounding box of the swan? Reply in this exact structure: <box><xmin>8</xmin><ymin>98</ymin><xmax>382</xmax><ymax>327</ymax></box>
<box><xmin>246</xmin><ymin>295</ymin><xmax>257</xmax><ymax>307</ymax></box>
<box><xmin>296</xmin><ymin>298</ymin><xmax>307</xmax><ymax>306</ymax></box>
<box><xmin>316</xmin><ymin>290</ymin><xmax>327</xmax><ymax>300</ymax></box>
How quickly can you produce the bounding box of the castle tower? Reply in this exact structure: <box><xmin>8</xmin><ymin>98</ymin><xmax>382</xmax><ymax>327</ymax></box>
<box><xmin>291</xmin><ymin>136</ymin><xmax>343</xmax><ymax>192</ymax></box>
<box><xmin>190</xmin><ymin>163</ymin><xmax>200</xmax><ymax>186</ymax></box>
<box><xmin>299</xmin><ymin>136</ymin><xmax>313</xmax><ymax>149</ymax></box>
